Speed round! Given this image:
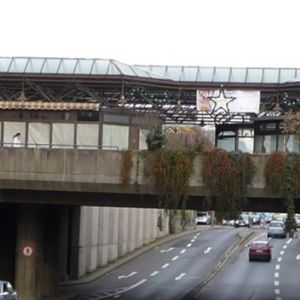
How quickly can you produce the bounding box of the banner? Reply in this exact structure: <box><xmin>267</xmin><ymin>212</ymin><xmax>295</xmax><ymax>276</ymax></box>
<box><xmin>196</xmin><ymin>90</ymin><xmax>260</xmax><ymax>114</ymax></box>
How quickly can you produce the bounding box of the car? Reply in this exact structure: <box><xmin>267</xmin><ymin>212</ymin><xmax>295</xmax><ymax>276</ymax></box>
<box><xmin>295</xmin><ymin>214</ymin><xmax>300</xmax><ymax>228</ymax></box>
<box><xmin>267</xmin><ymin>221</ymin><xmax>287</xmax><ymax>238</ymax></box>
<box><xmin>0</xmin><ymin>280</ymin><xmax>18</xmax><ymax>299</ymax></box>
<box><xmin>248</xmin><ymin>240</ymin><xmax>272</xmax><ymax>262</ymax></box>
<box><xmin>234</xmin><ymin>214</ymin><xmax>250</xmax><ymax>228</ymax></box>
<box><xmin>195</xmin><ymin>211</ymin><xmax>211</xmax><ymax>225</ymax></box>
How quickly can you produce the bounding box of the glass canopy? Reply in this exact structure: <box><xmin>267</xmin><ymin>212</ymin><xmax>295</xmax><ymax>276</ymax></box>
<box><xmin>1</xmin><ymin>57</ymin><xmax>300</xmax><ymax>84</ymax></box>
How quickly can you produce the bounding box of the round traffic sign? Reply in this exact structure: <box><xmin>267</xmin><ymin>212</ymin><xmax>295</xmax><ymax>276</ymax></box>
<box><xmin>22</xmin><ymin>246</ymin><xmax>34</xmax><ymax>257</ymax></box>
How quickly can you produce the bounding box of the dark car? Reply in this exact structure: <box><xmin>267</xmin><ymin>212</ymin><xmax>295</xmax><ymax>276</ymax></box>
<box><xmin>248</xmin><ymin>241</ymin><xmax>272</xmax><ymax>262</ymax></box>
<box><xmin>0</xmin><ymin>280</ymin><xmax>18</xmax><ymax>299</ymax></box>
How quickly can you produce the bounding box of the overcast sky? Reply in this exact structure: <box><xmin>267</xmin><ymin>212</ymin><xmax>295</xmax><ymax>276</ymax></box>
<box><xmin>1</xmin><ymin>0</ymin><xmax>300</xmax><ymax>68</ymax></box>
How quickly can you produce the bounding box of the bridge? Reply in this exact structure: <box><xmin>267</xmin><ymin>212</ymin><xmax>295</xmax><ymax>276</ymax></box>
<box><xmin>0</xmin><ymin>148</ymin><xmax>295</xmax><ymax>300</ymax></box>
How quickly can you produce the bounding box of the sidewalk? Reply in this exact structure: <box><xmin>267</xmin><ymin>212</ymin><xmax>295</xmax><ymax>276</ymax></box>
<box><xmin>55</xmin><ymin>225</ymin><xmax>254</xmax><ymax>300</ymax></box>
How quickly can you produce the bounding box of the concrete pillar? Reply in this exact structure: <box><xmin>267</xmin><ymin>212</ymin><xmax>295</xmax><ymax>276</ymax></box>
<box><xmin>118</xmin><ymin>207</ymin><xmax>129</xmax><ymax>257</ymax></box>
<box><xmin>129</xmin><ymin>208</ymin><xmax>137</xmax><ymax>252</ymax></box>
<box><xmin>137</xmin><ymin>209</ymin><xmax>144</xmax><ymax>247</ymax></box>
<box><xmin>97</xmin><ymin>207</ymin><xmax>109</xmax><ymax>267</ymax></box>
<box><xmin>108</xmin><ymin>207</ymin><xmax>119</xmax><ymax>262</ymax></box>
<box><xmin>15</xmin><ymin>204</ymin><xmax>61</xmax><ymax>300</ymax></box>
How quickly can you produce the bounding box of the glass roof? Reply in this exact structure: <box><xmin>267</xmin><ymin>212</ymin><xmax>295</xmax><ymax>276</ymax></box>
<box><xmin>137</xmin><ymin>65</ymin><xmax>300</xmax><ymax>84</ymax></box>
<box><xmin>0</xmin><ymin>57</ymin><xmax>164</xmax><ymax>79</ymax></box>
<box><xmin>1</xmin><ymin>57</ymin><xmax>300</xmax><ymax>84</ymax></box>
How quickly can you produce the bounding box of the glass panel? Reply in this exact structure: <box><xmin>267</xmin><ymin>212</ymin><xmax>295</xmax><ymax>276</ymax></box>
<box><xmin>74</xmin><ymin>59</ymin><xmax>94</xmax><ymax>74</ymax></box>
<box><xmin>238</xmin><ymin>137</ymin><xmax>254</xmax><ymax>153</ymax></box>
<box><xmin>139</xmin><ymin>129</ymin><xmax>149</xmax><ymax>150</ymax></box>
<box><xmin>9</xmin><ymin>58</ymin><xmax>28</xmax><ymax>72</ymax></box>
<box><xmin>183</xmin><ymin>67</ymin><xmax>198</xmax><ymax>81</ymax></box>
<box><xmin>102</xmin><ymin>124</ymin><xmax>129</xmax><ymax>150</ymax></box>
<box><xmin>218</xmin><ymin>130</ymin><xmax>235</xmax><ymax>136</ymax></box>
<box><xmin>214</xmin><ymin>68</ymin><xmax>230</xmax><ymax>82</ymax></box>
<box><xmin>238</xmin><ymin>128</ymin><xmax>254</xmax><ymax>137</ymax></box>
<box><xmin>217</xmin><ymin>138</ymin><xmax>235</xmax><ymax>151</ymax></box>
<box><xmin>167</xmin><ymin>67</ymin><xmax>182</xmax><ymax>81</ymax></box>
<box><xmin>28</xmin><ymin>122</ymin><xmax>50</xmax><ymax>148</ymax></box>
<box><xmin>134</xmin><ymin>67</ymin><xmax>151</xmax><ymax>78</ymax></box>
<box><xmin>42</xmin><ymin>58</ymin><xmax>61</xmax><ymax>73</ymax></box>
<box><xmin>197</xmin><ymin>67</ymin><xmax>214</xmax><ymax>81</ymax></box>
<box><xmin>52</xmin><ymin>123</ymin><xmax>74</xmax><ymax>149</ymax></box>
<box><xmin>115</xmin><ymin>62</ymin><xmax>135</xmax><ymax>76</ymax></box>
<box><xmin>26</xmin><ymin>58</ymin><xmax>44</xmax><ymax>73</ymax></box>
<box><xmin>279</xmin><ymin>69</ymin><xmax>297</xmax><ymax>83</ymax></box>
<box><xmin>247</xmin><ymin>69</ymin><xmax>263</xmax><ymax>83</ymax></box>
<box><xmin>58</xmin><ymin>59</ymin><xmax>77</xmax><ymax>74</ymax></box>
<box><xmin>3</xmin><ymin>122</ymin><xmax>26</xmax><ymax>147</ymax></box>
<box><xmin>0</xmin><ymin>58</ymin><xmax>12</xmax><ymax>72</ymax></box>
<box><xmin>278</xmin><ymin>134</ymin><xmax>300</xmax><ymax>153</ymax></box>
<box><xmin>91</xmin><ymin>60</ymin><xmax>109</xmax><ymax>74</ymax></box>
<box><xmin>103</xmin><ymin>114</ymin><xmax>129</xmax><ymax>124</ymax></box>
<box><xmin>149</xmin><ymin>66</ymin><xmax>166</xmax><ymax>77</ymax></box>
<box><xmin>230</xmin><ymin>68</ymin><xmax>247</xmax><ymax>82</ymax></box>
<box><xmin>263</xmin><ymin>69</ymin><xmax>279</xmax><ymax>83</ymax></box>
<box><xmin>255</xmin><ymin>135</ymin><xmax>276</xmax><ymax>153</ymax></box>
<box><xmin>76</xmin><ymin>124</ymin><xmax>99</xmax><ymax>149</ymax></box>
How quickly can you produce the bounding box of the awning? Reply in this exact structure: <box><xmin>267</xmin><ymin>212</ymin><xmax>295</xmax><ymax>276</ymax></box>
<box><xmin>0</xmin><ymin>101</ymin><xmax>100</xmax><ymax>111</ymax></box>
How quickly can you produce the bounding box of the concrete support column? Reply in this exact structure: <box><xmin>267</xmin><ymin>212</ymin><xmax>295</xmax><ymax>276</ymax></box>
<box><xmin>15</xmin><ymin>204</ymin><xmax>61</xmax><ymax>300</ymax></box>
<box><xmin>98</xmin><ymin>207</ymin><xmax>109</xmax><ymax>267</ymax></box>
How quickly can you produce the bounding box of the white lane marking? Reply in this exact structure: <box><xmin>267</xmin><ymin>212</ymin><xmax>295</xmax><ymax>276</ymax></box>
<box><xmin>204</xmin><ymin>247</ymin><xmax>212</xmax><ymax>254</ymax></box>
<box><xmin>274</xmin><ymin>280</ymin><xmax>279</xmax><ymax>286</ymax></box>
<box><xmin>180</xmin><ymin>249</ymin><xmax>186</xmax><ymax>254</ymax></box>
<box><xmin>187</xmin><ymin>243</ymin><xmax>192</xmax><ymax>248</ymax></box>
<box><xmin>287</xmin><ymin>238</ymin><xmax>292</xmax><ymax>244</ymax></box>
<box><xmin>175</xmin><ymin>273</ymin><xmax>186</xmax><ymax>281</ymax></box>
<box><xmin>191</xmin><ymin>239</ymin><xmax>195</xmax><ymax>243</ymax></box>
<box><xmin>162</xmin><ymin>263</ymin><xmax>170</xmax><ymax>269</ymax></box>
<box><xmin>193</xmin><ymin>235</ymin><xmax>198</xmax><ymax>239</ymax></box>
<box><xmin>277</xmin><ymin>257</ymin><xmax>282</xmax><ymax>262</ymax></box>
<box><xmin>160</xmin><ymin>247</ymin><xmax>174</xmax><ymax>253</ymax></box>
<box><xmin>275</xmin><ymin>288</ymin><xmax>280</xmax><ymax>295</ymax></box>
<box><xmin>275</xmin><ymin>264</ymin><xmax>280</xmax><ymax>270</ymax></box>
<box><xmin>297</xmin><ymin>254</ymin><xmax>300</xmax><ymax>260</ymax></box>
<box><xmin>118</xmin><ymin>272</ymin><xmax>137</xmax><ymax>279</ymax></box>
<box><xmin>172</xmin><ymin>256</ymin><xmax>179</xmax><ymax>261</ymax></box>
<box><xmin>150</xmin><ymin>271</ymin><xmax>159</xmax><ymax>277</ymax></box>
<box><xmin>274</xmin><ymin>272</ymin><xmax>279</xmax><ymax>278</ymax></box>
<box><xmin>283</xmin><ymin>245</ymin><xmax>287</xmax><ymax>249</ymax></box>
<box><xmin>280</xmin><ymin>250</ymin><xmax>285</xmax><ymax>255</ymax></box>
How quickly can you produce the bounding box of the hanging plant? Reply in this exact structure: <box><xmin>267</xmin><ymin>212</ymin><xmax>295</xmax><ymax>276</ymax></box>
<box><xmin>145</xmin><ymin>126</ymin><xmax>165</xmax><ymax>151</ymax></box>
<box><xmin>203</xmin><ymin>149</ymin><xmax>255</xmax><ymax>222</ymax></box>
<box><xmin>121</xmin><ymin>150</ymin><xmax>133</xmax><ymax>187</ymax></box>
<box><xmin>264</xmin><ymin>151</ymin><xmax>286</xmax><ymax>194</ymax></box>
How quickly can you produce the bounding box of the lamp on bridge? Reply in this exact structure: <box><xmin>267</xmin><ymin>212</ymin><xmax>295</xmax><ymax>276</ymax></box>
<box><xmin>117</xmin><ymin>80</ymin><xmax>127</xmax><ymax>105</ymax></box>
<box><xmin>16</xmin><ymin>82</ymin><xmax>28</xmax><ymax>101</ymax></box>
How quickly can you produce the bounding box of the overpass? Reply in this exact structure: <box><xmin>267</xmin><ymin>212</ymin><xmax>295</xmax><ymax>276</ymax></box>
<box><xmin>0</xmin><ymin>148</ymin><xmax>295</xmax><ymax>300</ymax></box>
<box><xmin>0</xmin><ymin>148</ymin><xmax>294</xmax><ymax>212</ymax></box>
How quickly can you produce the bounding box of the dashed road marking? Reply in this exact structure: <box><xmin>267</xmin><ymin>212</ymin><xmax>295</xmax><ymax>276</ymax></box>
<box><xmin>280</xmin><ymin>250</ymin><xmax>284</xmax><ymax>255</ymax></box>
<box><xmin>187</xmin><ymin>243</ymin><xmax>192</xmax><ymax>248</ymax></box>
<box><xmin>275</xmin><ymin>289</ymin><xmax>280</xmax><ymax>295</ymax></box>
<box><xmin>175</xmin><ymin>273</ymin><xmax>186</xmax><ymax>281</ymax></box>
<box><xmin>172</xmin><ymin>256</ymin><xmax>179</xmax><ymax>261</ymax></box>
<box><xmin>283</xmin><ymin>245</ymin><xmax>287</xmax><ymax>249</ymax></box>
<box><xmin>118</xmin><ymin>272</ymin><xmax>137</xmax><ymax>279</ymax></box>
<box><xmin>204</xmin><ymin>247</ymin><xmax>212</xmax><ymax>254</ymax></box>
<box><xmin>296</xmin><ymin>254</ymin><xmax>300</xmax><ymax>260</ymax></box>
<box><xmin>287</xmin><ymin>238</ymin><xmax>292</xmax><ymax>244</ymax></box>
<box><xmin>274</xmin><ymin>272</ymin><xmax>279</xmax><ymax>278</ymax></box>
<box><xmin>180</xmin><ymin>249</ymin><xmax>186</xmax><ymax>254</ymax></box>
<box><xmin>162</xmin><ymin>263</ymin><xmax>170</xmax><ymax>269</ymax></box>
<box><xmin>277</xmin><ymin>257</ymin><xmax>282</xmax><ymax>262</ymax></box>
<box><xmin>160</xmin><ymin>247</ymin><xmax>174</xmax><ymax>253</ymax></box>
<box><xmin>150</xmin><ymin>271</ymin><xmax>159</xmax><ymax>277</ymax></box>
<box><xmin>274</xmin><ymin>280</ymin><xmax>279</xmax><ymax>286</ymax></box>
<box><xmin>275</xmin><ymin>264</ymin><xmax>280</xmax><ymax>270</ymax></box>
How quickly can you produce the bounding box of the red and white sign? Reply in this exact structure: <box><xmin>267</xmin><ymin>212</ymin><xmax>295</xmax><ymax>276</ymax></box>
<box><xmin>22</xmin><ymin>245</ymin><xmax>34</xmax><ymax>257</ymax></box>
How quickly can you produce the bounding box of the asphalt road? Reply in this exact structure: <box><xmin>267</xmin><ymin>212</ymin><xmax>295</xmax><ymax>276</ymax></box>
<box><xmin>187</xmin><ymin>230</ymin><xmax>300</xmax><ymax>300</ymax></box>
<box><xmin>62</xmin><ymin>226</ymin><xmax>249</xmax><ymax>300</ymax></box>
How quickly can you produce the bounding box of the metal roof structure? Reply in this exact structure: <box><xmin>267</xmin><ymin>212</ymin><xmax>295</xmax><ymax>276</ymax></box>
<box><xmin>0</xmin><ymin>56</ymin><xmax>300</xmax><ymax>126</ymax></box>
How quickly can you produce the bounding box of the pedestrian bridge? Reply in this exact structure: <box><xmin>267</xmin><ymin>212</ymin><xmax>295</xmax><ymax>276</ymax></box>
<box><xmin>0</xmin><ymin>148</ymin><xmax>295</xmax><ymax>212</ymax></box>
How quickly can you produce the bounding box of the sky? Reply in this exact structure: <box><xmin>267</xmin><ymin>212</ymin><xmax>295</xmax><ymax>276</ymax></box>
<box><xmin>1</xmin><ymin>0</ymin><xmax>300</xmax><ymax>68</ymax></box>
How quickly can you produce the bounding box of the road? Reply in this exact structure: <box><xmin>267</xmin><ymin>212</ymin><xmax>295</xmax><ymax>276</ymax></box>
<box><xmin>61</xmin><ymin>226</ymin><xmax>249</xmax><ymax>300</ymax></box>
<box><xmin>186</xmin><ymin>230</ymin><xmax>300</xmax><ymax>300</ymax></box>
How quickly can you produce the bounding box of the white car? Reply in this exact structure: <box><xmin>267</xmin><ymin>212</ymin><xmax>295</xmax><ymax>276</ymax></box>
<box><xmin>195</xmin><ymin>212</ymin><xmax>212</xmax><ymax>225</ymax></box>
<box><xmin>0</xmin><ymin>281</ymin><xmax>18</xmax><ymax>299</ymax></box>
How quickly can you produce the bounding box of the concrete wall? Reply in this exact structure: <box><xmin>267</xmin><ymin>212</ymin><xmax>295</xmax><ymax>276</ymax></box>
<box><xmin>76</xmin><ymin>206</ymin><xmax>170</xmax><ymax>278</ymax></box>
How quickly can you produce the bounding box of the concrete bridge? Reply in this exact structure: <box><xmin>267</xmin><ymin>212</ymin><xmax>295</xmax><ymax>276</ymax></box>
<box><xmin>0</xmin><ymin>148</ymin><xmax>295</xmax><ymax>300</ymax></box>
<box><xmin>0</xmin><ymin>148</ymin><xmax>293</xmax><ymax>211</ymax></box>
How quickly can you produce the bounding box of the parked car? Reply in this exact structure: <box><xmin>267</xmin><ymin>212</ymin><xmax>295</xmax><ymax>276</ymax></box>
<box><xmin>248</xmin><ymin>241</ymin><xmax>272</xmax><ymax>262</ymax></box>
<box><xmin>0</xmin><ymin>280</ymin><xmax>18</xmax><ymax>299</ymax></box>
<box><xmin>267</xmin><ymin>221</ymin><xmax>287</xmax><ymax>238</ymax></box>
<box><xmin>295</xmin><ymin>214</ymin><xmax>300</xmax><ymax>228</ymax></box>
<box><xmin>195</xmin><ymin>211</ymin><xmax>211</xmax><ymax>225</ymax></box>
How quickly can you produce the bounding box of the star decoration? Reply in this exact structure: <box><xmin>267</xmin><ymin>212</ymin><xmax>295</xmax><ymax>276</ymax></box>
<box><xmin>208</xmin><ymin>87</ymin><xmax>236</xmax><ymax>114</ymax></box>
